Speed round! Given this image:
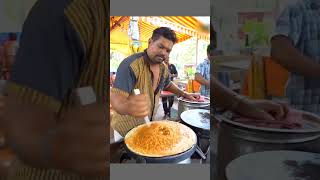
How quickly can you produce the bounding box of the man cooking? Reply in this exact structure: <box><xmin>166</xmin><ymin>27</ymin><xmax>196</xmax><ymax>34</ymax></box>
<box><xmin>110</xmin><ymin>27</ymin><xmax>199</xmax><ymax>136</ymax></box>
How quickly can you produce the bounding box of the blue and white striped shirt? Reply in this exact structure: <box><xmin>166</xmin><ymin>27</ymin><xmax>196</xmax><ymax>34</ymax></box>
<box><xmin>273</xmin><ymin>0</ymin><xmax>320</xmax><ymax>114</ymax></box>
<box><xmin>196</xmin><ymin>59</ymin><xmax>210</xmax><ymax>97</ymax></box>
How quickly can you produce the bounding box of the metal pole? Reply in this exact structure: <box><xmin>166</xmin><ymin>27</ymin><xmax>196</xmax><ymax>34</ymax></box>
<box><xmin>196</xmin><ymin>38</ymin><xmax>199</xmax><ymax>65</ymax></box>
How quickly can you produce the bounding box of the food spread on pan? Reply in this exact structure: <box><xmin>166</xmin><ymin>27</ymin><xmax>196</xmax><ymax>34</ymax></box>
<box><xmin>125</xmin><ymin>121</ymin><xmax>197</xmax><ymax>157</ymax></box>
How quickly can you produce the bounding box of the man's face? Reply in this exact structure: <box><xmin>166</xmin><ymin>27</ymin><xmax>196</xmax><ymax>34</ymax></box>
<box><xmin>207</xmin><ymin>52</ymin><xmax>214</xmax><ymax>61</ymax></box>
<box><xmin>147</xmin><ymin>36</ymin><xmax>174</xmax><ymax>64</ymax></box>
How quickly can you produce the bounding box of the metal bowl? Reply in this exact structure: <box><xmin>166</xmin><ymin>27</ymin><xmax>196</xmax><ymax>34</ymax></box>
<box><xmin>177</xmin><ymin>97</ymin><xmax>210</xmax><ymax>119</ymax></box>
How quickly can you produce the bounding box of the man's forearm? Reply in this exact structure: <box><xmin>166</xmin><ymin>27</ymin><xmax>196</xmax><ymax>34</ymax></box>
<box><xmin>5</xmin><ymin>103</ymin><xmax>58</xmax><ymax>169</ymax></box>
<box><xmin>165</xmin><ymin>82</ymin><xmax>187</xmax><ymax>97</ymax></box>
<box><xmin>271</xmin><ymin>36</ymin><xmax>320</xmax><ymax>78</ymax></box>
<box><xmin>195</xmin><ymin>73</ymin><xmax>210</xmax><ymax>87</ymax></box>
<box><xmin>212</xmin><ymin>76</ymin><xmax>241</xmax><ymax>111</ymax></box>
<box><xmin>9</xmin><ymin>130</ymin><xmax>57</xmax><ymax>169</ymax></box>
<box><xmin>110</xmin><ymin>92</ymin><xmax>129</xmax><ymax>115</ymax></box>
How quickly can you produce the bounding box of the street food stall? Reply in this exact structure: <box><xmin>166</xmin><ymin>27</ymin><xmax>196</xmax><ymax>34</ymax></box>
<box><xmin>110</xmin><ymin>16</ymin><xmax>211</xmax><ymax>164</ymax></box>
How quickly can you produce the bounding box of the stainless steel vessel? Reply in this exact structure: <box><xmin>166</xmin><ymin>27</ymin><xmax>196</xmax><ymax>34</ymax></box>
<box><xmin>177</xmin><ymin>97</ymin><xmax>210</xmax><ymax>119</ymax></box>
<box><xmin>214</xmin><ymin>111</ymin><xmax>320</xmax><ymax>180</ymax></box>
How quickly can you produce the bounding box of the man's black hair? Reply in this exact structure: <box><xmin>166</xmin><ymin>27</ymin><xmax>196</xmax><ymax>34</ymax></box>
<box><xmin>151</xmin><ymin>27</ymin><xmax>177</xmax><ymax>44</ymax></box>
<box><xmin>207</xmin><ymin>44</ymin><xmax>215</xmax><ymax>54</ymax></box>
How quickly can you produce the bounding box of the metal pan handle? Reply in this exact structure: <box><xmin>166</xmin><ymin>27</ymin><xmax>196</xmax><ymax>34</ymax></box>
<box><xmin>195</xmin><ymin>145</ymin><xmax>206</xmax><ymax>160</ymax></box>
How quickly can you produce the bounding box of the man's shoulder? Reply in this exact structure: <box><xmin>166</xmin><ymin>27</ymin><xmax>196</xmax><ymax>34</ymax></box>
<box><xmin>123</xmin><ymin>52</ymin><xmax>144</xmax><ymax>64</ymax></box>
<box><xmin>27</xmin><ymin>0</ymin><xmax>68</xmax><ymax>17</ymax></box>
<box><xmin>66</xmin><ymin>0</ymin><xmax>107</xmax><ymax>12</ymax></box>
<box><xmin>199</xmin><ymin>60</ymin><xmax>209</xmax><ymax>66</ymax></box>
<box><xmin>118</xmin><ymin>52</ymin><xmax>144</xmax><ymax>70</ymax></box>
<box><xmin>26</xmin><ymin>0</ymin><xmax>100</xmax><ymax>20</ymax></box>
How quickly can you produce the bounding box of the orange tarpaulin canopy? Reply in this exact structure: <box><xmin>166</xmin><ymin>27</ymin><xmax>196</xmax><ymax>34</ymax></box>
<box><xmin>110</xmin><ymin>16</ymin><xmax>210</xmax><ymax>55</ymax></box>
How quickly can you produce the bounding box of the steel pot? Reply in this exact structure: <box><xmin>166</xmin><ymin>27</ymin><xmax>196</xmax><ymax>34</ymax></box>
<box><xmin>180</xmin><ymin>109</ymin><xmax>210</xmax><ymax>138</ymax></box>
<box><xmin>214</xmin><ymin>111</ymin><xmax>320</xmax><ymax>180</ymax></box>
<box><xmin>225</xmin><ymin>150</ymin><xmax>320</xmax><ymax>180</ymax></box>
<box><xmin>177</xmin><ymin>97</ymin><xmax>210</xmax><ymax>119</ymax></box>
<box><xmin>124</xmin><ymin>143</ymin><xmax>196</xmax><ymax>163</ymax></box>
